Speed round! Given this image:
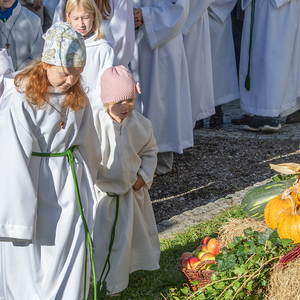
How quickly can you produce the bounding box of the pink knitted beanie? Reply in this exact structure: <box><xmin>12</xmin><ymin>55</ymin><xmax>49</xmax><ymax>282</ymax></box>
<box><xmin>101</xmin><ymin>65</ymin><xmax>141</xmax><ymax>104</ymax></box>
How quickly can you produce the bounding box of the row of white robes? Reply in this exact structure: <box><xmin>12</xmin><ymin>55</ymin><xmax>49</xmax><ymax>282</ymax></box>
<box><xmin>239</xmin><ymin>0</ymin><xmax>300</xmax><ymax>117</ymax></box>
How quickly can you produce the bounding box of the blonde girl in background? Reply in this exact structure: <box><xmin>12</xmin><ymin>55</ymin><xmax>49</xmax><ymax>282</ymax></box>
<box><xmin>93</xmin><ymin>66</ymin><xmax>160</xmax><ymax>297</ymax></box>
<box><xmin>0</xmin><ymin>22</ymin><xmax>101</xmax><ymax>300</ymax></box>
<box><xmin>66</xmin><ymin>0</ymin><xmax>115</xmax><ymax>116</ymax></box>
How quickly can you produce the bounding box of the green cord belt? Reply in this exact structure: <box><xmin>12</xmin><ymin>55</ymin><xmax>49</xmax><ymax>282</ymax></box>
<box><xmin>32</xmin><ymin>146</ymin><xmax>97</xmax><ymax>300</ymax></box>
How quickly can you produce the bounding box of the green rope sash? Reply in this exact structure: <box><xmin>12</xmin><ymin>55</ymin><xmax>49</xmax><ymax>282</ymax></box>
<box><xmin>32</xmin><ymin>146</ymin><xmax>97</xmax><ymax>300</ymax></box>
<box><xmin>245</xmin><ymin>0</ymin><xmax>256</xmax><ymax>91</ymax></box>
<box><xmin>97</xmin><ymin>193</ymin><xmax>119</xmax><ymax>299</ymax></box>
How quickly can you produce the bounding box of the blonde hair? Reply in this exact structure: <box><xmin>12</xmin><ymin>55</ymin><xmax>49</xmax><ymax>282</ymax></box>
<box><xmin>66</xmin><ymin>0</ymin><xmax>105</xmax><ymax>41</ymax></box>
<box><xmin>14</xmin><ymin>59</ymin><xmax>89</xmax><ymax>111</ymax></box>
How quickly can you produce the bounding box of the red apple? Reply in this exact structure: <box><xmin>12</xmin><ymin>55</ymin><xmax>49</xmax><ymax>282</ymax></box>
<box><xmin>207</xmin><ymin>238</ymin><xmax>221</xmax><ymax>256</ymax></box>
<box><xmin>201</xmin><ymin>244</ymin><xmax>208</xmax><ymax>251</ymax></box>
<box><xmin>182</xmin><ymin>256</ymin><xmax>200</xmax><ymax>269</ymax></box>
<box><xmin>181</xmin><ymin>252</ymin><xmax>193</xmax><ymax>262</ymax></box>
<box><xmin>200</xmin><ymin>236</ymin><xmax>211</xmax><ymax>246</ymax></box>
<box><xmin>197</xmin><ymin>249</ymin><xmax>209</xmax><ymax>260</ymax></box>
<box><xmin>200</xmin><ymin>252</ymin><xmax>215</xmax><ymax>262</ymax></box>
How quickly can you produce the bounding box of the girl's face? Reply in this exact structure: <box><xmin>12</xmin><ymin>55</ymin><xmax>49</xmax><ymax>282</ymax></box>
<box><xmin>43</xmin><ymin>64</ymin><xmax>84</xmax><ymax>93</ymax></box>
<box><xmin>107</xmin><ymin>99</ymin><xmax>135</xmax><ymax>123</ymax></box>
<box><xmin>67</xmin><ymin>7</ymin><xmax>95</xmax><ymax>37</ymax></box>
<box><xmin>0</xmin><ymin>0</ymin><xmax>15</xmax><ymax>10</ymax></box>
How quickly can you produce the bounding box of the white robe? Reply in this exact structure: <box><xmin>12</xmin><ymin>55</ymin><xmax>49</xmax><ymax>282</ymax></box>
<box><xmin>0</xmin><ymin>80</ymin><xmax>101</xmax><ymax>300</ymax></box>
<box><xmin>93</xmin><ymin>109</ymin><xmax>160</xmax><ymax>294</ymax></box>
<box><xmin>44</xmin><ymin>0</ymin><xmax>61</xmax><ymax>21</ymax></box>
<box><xmin>240</xmin><ymin>0</ymin><xmax>300</xmax><ymax>117</ymax></box>
<box><xmin>131</xmin><ymin>0</ymin><xmax>193</xmax><ymax>154</ymax></box>
<box><xmin>103</xmin><ymin>0</ymin><xmax>135</xmax><ymax>66</ymax></box>
<box><xmin>81</xmin><ymin>36</ymin><xmax>115</xmax><ymax>116</ymax></box>
<box><xmin>208</xmin><ymin>0</ymin><xmax>239</xmax><ymax>106</ymax></box>
<box><xmin>0</xmin><ymin>2</ymin><xmax>44</xmax><ymax>71</ymax></box>
<box><xmin>183</xmin><ymin>0</ymin><xmax>215</xmax><ymax>123</ymax></box>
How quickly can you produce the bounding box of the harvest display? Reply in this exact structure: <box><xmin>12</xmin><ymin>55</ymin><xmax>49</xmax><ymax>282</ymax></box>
<box><xmin>176</xmin><ymin>163</ymin><xmax>300</xmax><ymax>299</ymax></box>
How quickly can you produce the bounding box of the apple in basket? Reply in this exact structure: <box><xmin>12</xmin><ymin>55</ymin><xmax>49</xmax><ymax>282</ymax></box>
<box><xmin>200</xmin><ymin>236</ymin><xmax>211</xmax><ymax>251</ymax></box>
<box><xmin>181</xmin><ymin>252</ymin><xmax>193</xmax><ymax>262</ymax></box>
<box><xmin>197</xmin><ymin>249</ymin><xmax>209</xmax><ymax>260</ymax></box>
<box><xmin>182</xmin><ymin>256</ymin><xmax>200</xmax><ymax>270</ymax></box>
<box><xmin>192</xmin><ymin>245</ymin><xmax>202</xmax><ymax>257</ymax></box>
<box><xmin>207</xmin><ymin>238</ymin><xmax>221</xmax><ymax>256</ymax></box>
<box><xmin>200</xmin><ymin>252</ymin><xmax>216</xmax><ymax>270</ymax></box>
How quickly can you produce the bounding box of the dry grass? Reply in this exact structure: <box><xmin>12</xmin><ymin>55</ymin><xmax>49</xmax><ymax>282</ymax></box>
<box><xmin>217</xmin><ymin>218</ymin><xmax>268</xmax><ymax>248</ymax></box>
<box><xmin>266</xmin><ymin>257</ymin><xmax>300</xmax><ymax>300</ymax></box>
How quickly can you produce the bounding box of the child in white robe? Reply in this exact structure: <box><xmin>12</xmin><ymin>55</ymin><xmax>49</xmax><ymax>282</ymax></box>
<box><xmin>93</xmin><ymin>66</ymin><xmax>160</xmax><ymax>296</ymax></box>
<box><xmin>0</xmin><ymin>22</ymin><xmax>101</xmax><ymax>300</ymax></box>
<box><xmin>0</xmin><ymin>0</ymin><xmax>44</xmax><ymax>71</ymax></box>
<box><xmin>66</xmin><ymin>0</ymin><xmax>115</xmax><ymax>116</ymax></box>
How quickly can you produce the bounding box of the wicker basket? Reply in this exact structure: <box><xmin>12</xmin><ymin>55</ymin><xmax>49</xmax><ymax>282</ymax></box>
<box><xmin>177</xmin><ymin>259</ymin><xmax>217</xmax><ymax>292</ymax></box>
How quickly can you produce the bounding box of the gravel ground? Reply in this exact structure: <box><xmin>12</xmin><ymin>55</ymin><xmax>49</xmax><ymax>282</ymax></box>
<box><xmin>149</xmin><ymin>100</ymin><xmax>300</xmax><ymax>226</ymax></box>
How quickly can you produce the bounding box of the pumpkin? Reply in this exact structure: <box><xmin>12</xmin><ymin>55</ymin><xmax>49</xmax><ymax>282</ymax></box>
<box><xmin>242</xmin><ymin>179</ymin><xmax>296</xmax><ymax>221</ymax></box>
<box><xmin>264</xmin><ymin>189</ymin><xmax>300</xmax><ymax>230</ymax></box>
<box><xmin>277</xmin><ymin>194</ymin><xmax>300</xmax><ymax>244</ymax></box>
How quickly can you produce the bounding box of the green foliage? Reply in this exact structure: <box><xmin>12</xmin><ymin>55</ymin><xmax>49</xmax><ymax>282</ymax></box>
<box><xmin>272</xmin><ymin>174</ymin><xmax>297</xmax><ymax>182</ymax></box>
<box><xmin>167</xmin><ymin>228</ymin><xmax>295</xmax><ymax>300</ymax></box>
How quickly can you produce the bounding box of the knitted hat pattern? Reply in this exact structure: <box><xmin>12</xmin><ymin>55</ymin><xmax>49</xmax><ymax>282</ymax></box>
<box><xmin>42</xmin><ymin>22</ymin><xmax>86</xmax><ymax>68</ymax></box>
<box><xmin>101</xmin><ymin>65</ymin><xmax>141</xmax><ymax>104</ymax></box>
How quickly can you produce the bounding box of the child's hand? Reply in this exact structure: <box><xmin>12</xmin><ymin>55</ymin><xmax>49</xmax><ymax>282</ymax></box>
<box><xmin>133</xmin><ymin>8</ymin><xmax>144</xmax><ymax>28</ymax></box>
<box><xmin>133</xmin><ymin>175</ymin><xmax>145</xmax><ymax>191</ymax></box>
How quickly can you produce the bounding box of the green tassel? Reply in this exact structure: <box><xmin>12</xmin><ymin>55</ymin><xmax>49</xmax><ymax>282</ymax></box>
<box><xmin>245</xmin><ymin>75</ymin><xmax>250</xmax><ymax>91</ymax></box>
<box><xmin>97</xmin><ymin>280</ymin><xmax>108</xmax><ymax>300</ymax></box>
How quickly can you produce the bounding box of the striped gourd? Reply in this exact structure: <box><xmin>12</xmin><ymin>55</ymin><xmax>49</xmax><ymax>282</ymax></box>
<box><xmin>241</xmin><ymin>179</ymin><xmax>296</xmax><ymax>221</ymax></box>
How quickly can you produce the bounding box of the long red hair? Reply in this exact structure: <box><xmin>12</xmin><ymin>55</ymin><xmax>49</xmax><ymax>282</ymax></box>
<box><xmin>14</xmin><ymin>60</ymin><xmax>89</xmax><ymax>111</ymax></box>
<box><xmin>95</xmin><ymin>0</ymin><xmax>111</xmax><ymax>20</ymax></box>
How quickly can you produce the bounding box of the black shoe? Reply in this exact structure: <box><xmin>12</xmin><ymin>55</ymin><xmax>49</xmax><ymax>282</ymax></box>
<box><xmin>286</xmin><ymin>110</ymin><xmax>300</xmax><ymax>124</ymax></box>
<box><xmin>243</xmin><ymin>117</ymin><xmax>281</xmax><ymax>132</ymax></box>
<box><xmin>231</xmin><ymin>114</ymin><xmax>253</xmax><ymax>125</ymax></box>
<box><xmin>194</xmin><ymin>119</ymin><xmax>204</xmax><ymax>130</ymax></box>
<box><xmin>209</xmin><ymin>105</ymin><xmax>223</xmax><ymax>128</ymax></box>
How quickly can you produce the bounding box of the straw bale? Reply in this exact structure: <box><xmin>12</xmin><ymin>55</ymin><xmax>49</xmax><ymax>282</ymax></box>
<box><xmin>218</xmin><ymin>218</ymin><xmax>268</xmax><ymax>248</ymax></box>
<box><xmin>266</xmin><ymin>257</ymin><xmax>300</xmax><ymax>300</ymax></box>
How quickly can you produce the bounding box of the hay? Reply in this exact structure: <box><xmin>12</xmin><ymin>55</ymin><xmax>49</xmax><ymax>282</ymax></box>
<box><xmin>266</xmin><ymin>257</ymin><xmax>300</xmax><ymax>300</ymax></box>
<box><xmin>218</xmin><ymin>218</ymin><xmax>268</xmax><ymax>248</ymax></box>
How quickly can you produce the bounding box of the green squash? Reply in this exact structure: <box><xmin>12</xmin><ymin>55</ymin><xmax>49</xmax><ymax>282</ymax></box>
<box><xmin>242</xmin><ymin>179</ymin><xmax>296</xmax><ymax>221</ymax></box>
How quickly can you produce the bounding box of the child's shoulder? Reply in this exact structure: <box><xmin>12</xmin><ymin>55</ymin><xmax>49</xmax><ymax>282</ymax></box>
<box><xmin>129</xmin><ymin>110</ymin><xmax>153</xmax><ymax>133</ymax></box>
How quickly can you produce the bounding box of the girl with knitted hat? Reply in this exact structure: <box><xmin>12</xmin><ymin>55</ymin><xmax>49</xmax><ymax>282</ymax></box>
<box><xmin>93</xmin><ymin>65</ymin><xmax>160</xmax><ymax>296</ymax></box>
<box><xmin>66</xmin><ymin>0</ymin><xmax>115</xmax><ymax>116</ymax></box>
<box><xmin>0</xmin><ymin>22</ymin><xmax>100</xmax><ymax>300</ymax></box>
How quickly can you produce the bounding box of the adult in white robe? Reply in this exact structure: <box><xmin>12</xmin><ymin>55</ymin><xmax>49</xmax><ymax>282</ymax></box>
<box><xmin>93</xmin><ymin>108</ymin><xmax>160</xmax><ymax>295</ymax></box>
<box><xmin>183</xmin><ymin>0</ymin><xmax>215</xmax><ymax>125</ymax></box>
<box><xmin>102</xmin><ymin>0</ymin><xmax>135</xmax><ymax>66</ymax></box>
<box><xmin>0</xmin><ymin>2</ymin><xmax>44</xmax><ymax>71</ymax></box>
<box><xmin>131</xmin><ymin>0</ymin><xmax>193</xmax><ymax>156</ymax></box>
<box><xmin>239</xmin><ymin>0</ymin><xmax>300</xmax><ymax>117</ymax></box>
<box><xmin>208</xmin><ymin>0</ymin><xmax>239</xmax><ymax>107</ymax></box>
<box><xmin>82</xmin><ymin>36</ymin><xmax>115</xmax><ymax>116</ymax></box>
<box><xmin>0</xmin><ymin>79</ymin><xmax>101</xmax><ymax>299</ymax></box>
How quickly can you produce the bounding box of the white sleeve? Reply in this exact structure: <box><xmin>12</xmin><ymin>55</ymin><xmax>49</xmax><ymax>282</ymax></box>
<box><xmin>140</xmin><ymin>0</ymin><xmax>189</xmax><ymax>49</ymax></box>
<box><xmin>0</xmin><ymin>96</ymin><xmax>38</xmax><ymax>242</ymax></box>
<box><xmin>182</xmin><ymin>0</ymin><xmax>214</xmax><ymax>36</ymax></box>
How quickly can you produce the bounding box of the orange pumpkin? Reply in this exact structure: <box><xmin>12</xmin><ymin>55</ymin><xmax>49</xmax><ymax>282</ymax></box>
<box><xmin>264</xmin><ymin>189</ymin><xmax>299</xmax><ymax>230</ymax></box>
<box><xmin>277</xmin><ymin>194</ymin><xmax>300</xmax><ymax>244</ymax></box>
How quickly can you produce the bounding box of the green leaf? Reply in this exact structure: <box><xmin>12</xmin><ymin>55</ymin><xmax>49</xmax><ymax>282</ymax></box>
<box><xmin>225</xmin><ymin>289</ymin><xmax>233</xmax><ymax>299</ymax></box>
<box><xmin>246</xmin><ymin>280</ymin><xmax>253</xmax><ymax>291</ymax></box>
<box><xmin>244</xmin><ymin>227</ymin><xmax>253</xmax><ymax>236</ymax></box>
<box><xmin>234</xmin><ymin>265</ymin><xmax>247</xmax><ymax>276</ymax></box>
<box><xmin>281</xmin><ymin>238</ymin><xmax>294</xmax><ymax>248</ymax></box>
<box><xmin>180</xmin><ymin>286</ymin><xmax>189</xmax><ymax>295</ymax></box>
<box><xmin>213</xmin><ymin>281</ymin><xmax>226</xmax><ymax>290</ymax></box>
